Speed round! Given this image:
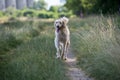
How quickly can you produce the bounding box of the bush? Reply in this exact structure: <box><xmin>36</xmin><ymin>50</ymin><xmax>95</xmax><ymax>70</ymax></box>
<box><xmin>4</xmin><ymin>7</ymin><xmax>17</xmax><ymax>17</ymax></box>
<box><xmin>59</xmin><ymin>12</ymin><xmax>73</xmax><ymax>18</ymax></box>
<box><xmin>0</xmin><ymin>8</ymin><xmax>74</xmax><ymax>19</ymax></box>
<box><xmin>16</xmin><ymin>10</ymin><xmax>23</xmax><ymax>17</ymax></box>
<box><xmin>23</xmin><ymin>10</ymin><xmax>35</xmax><ymax>17</ymax></box>
<box><xmin>0</xmin><ymin>11</ymin><xmax>4</xmax><ymax>17</ymax></box>
<box><xmin>37</xmin><ymin>11</ymin><xmax>56</xmax><ymax>18</ymax></box>
<box><xmin>37</xmin><ymin>12</ymin><xmax>48</xmax><ymax>18</ymax></box>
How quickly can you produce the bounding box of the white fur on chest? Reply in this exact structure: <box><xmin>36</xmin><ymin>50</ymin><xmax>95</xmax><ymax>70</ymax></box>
<box><xmin>55</xmin><ymin>27</ymin><xmax>70</xmax><ymax>42</ymax></box>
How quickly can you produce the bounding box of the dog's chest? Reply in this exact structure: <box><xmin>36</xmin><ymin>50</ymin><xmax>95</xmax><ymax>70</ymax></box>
<box><xmin>58</xmin><ymin>30</ymin><xmax>68</xmax><ymax>41</ymax></box>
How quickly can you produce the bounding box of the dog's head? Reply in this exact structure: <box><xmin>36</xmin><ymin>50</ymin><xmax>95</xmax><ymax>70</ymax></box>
<box><xmin>54</xmin><ymin>17</ymin><xmax>69</xmax><ymax>32</ymax></box>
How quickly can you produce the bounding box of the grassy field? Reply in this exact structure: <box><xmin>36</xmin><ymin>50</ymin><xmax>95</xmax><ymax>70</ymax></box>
<box><xmin>70</xmin><ymin>15</ymin><xmax>120</xmax><ymax>80</ymax></box>
<box><xmin>0</xmin><ymin>19</ymin><xmax>68</xmax><ymax>80</ymax></box>
<box><xmin>0</xmin><ymin>15</ymin><xmax>120</xmax><ymax>80</ymax></box>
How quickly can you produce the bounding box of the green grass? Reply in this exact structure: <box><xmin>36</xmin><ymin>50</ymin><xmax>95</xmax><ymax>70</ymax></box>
<box><xmin>0</xmin><ymin>19</ymin><xmax>67</xmax><ymax>80</ymax></box>
<box><xmin>0</xmin><ymin>35</ymin><xmax>67</xmax><ymax>80</ymax></box>
<box><xmin>1</xmin><ymin>15</ymin><xmax>120</xmax><ymax>80</ymax></box>
<box><xmin>70</xmin><ymin>15</ymin><xmax>120</xmax><ymax>80</ymax></box>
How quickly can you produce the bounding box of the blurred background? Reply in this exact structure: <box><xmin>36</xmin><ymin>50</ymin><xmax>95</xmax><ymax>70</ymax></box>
<box><xmin>0</xmin><ymin>0</ymin><xmax>120</xmax><ymax>19</ymax></box>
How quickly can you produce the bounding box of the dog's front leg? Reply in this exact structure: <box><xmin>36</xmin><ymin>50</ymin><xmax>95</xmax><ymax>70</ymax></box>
<box><xmin>55</xmin><ymin>38</ymin><xmax>61</xmax><ymax>58</ymax></box>
<box><xmin>62</xmin><ymin>41</ymin><xmax>70</xmax><ymax>60</ymax></box>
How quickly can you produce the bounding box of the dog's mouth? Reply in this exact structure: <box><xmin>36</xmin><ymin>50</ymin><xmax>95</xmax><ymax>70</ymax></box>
<box><xmin>57</xmin><ymin>26</ymin><xmax>60</xmax><ymax>32</ymax></box>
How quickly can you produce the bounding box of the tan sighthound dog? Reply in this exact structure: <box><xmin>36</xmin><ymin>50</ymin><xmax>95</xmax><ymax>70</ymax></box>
<box><xmin>54</xmin><ymin>17</ymin><xmax>70</xmax><ymax>60</ymax></box>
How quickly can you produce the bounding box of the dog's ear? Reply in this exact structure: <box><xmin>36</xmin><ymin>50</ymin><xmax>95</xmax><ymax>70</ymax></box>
<box><xmin>62</xmin><ymin>17</ymin><xmax>69</xmax><ymax>25</ymax></box>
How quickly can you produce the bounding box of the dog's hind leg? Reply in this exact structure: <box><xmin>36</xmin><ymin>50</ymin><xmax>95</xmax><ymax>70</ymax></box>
<box><xmin>65</xmin><ymin>41</ymin><xmax>70</xmax><ymax>58</ymax></box>
<box><xmin>62</xmin><ymin>41</ymin><xmax>70</xmax><ymax>60</ymax></box>
<box><xmin>61</xmin><ymin>42</ymin><xmax>67</xmax><ymax>60</ymax></box>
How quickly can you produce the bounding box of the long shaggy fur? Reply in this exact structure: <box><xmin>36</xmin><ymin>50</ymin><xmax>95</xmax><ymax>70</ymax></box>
<box><xmin>54</xmin><ymin>17</ymin><xmax>70</xmax><ymax>60</ymax></box>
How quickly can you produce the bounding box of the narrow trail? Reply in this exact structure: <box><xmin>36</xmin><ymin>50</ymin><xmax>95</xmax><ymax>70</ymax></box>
<box><xmin>65</xmin><ymin>49</ymin><xmax>94</xmax><ymax>80</ymax></box>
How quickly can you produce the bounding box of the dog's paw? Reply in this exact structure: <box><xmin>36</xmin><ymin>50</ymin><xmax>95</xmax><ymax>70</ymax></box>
<box><xmin>61</xmin><ymin>56</ymin><xmax>67</xmax><ymax>60</ymax></box>
<box><xmin>55</xmin><ymin>56</ymin><xmax>60</xmax><ymax>59</ymax></box>
<box><xmin>63</xmin><ymin>57</ymin><xmax>67</xmax><ymax>60</ymax></box>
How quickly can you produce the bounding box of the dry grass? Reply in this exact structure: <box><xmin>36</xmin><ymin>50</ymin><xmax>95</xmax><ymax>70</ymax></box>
<box><xmin>70</xmin><ymin>15</ymin><xmax>120</xmax><ymax>80</ymax></box>
<box><xmin>0</xmin><ymin>19</ymin><xmax>67</xmax><ymax>80</ymax></box>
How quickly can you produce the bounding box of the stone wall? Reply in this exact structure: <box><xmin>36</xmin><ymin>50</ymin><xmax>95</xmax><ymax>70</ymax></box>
<box><xmin>0</xmin><ymin>0</ymin><xmax>5</xmax><ymax>11</ymax></box>
<box><xmin>0</xmin><ymin>0</ymin><xmax>34</xmax><ymax>10</ymax></box>
<box><xmin>5</xmin><ymin>0</ymin><xmax>16</xmax><ymax>8</ymax></box>
<box><xmin>27</xmin><ymin>0</ymin><xmax>34</xmax><ymax>8</ymax></box>
<box><xmin>16</xmin><ymin>0</ymin><xmax>27</xmax><ymax>9</ymax></box>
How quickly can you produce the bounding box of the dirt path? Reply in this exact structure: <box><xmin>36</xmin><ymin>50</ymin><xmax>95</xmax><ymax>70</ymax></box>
<box><xmin>65</xmin><ymin>49</ymin><xmax>94</xmax><ymax>80</ymax></box>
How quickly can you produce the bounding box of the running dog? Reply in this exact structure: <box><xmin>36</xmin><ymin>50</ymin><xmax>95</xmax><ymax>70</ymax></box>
<box><xmin>54</xmin><ymin>17</ymin><xmax>70</xmax><ymax>60</ymax></box>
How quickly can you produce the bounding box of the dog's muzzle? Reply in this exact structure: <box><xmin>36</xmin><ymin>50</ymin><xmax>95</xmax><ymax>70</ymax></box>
<box><xmin>57</xmin><ymin>26</ymin><xmax>60</xmax><ymax>32</ymax></box>
<box><xmin>57</xmin><ymin>26</ymin><xmax>59</xmax><ymax>28</ymax></box>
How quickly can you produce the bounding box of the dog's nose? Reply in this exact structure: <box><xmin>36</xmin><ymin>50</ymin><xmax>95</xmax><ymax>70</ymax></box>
<box><xmin>57</xmin><ymin>26</ymin><xmax>59</xmax><ymax>28</ymax></box>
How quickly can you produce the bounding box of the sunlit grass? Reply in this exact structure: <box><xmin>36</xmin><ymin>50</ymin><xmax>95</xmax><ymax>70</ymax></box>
<box><xmin>0</xmin><ymin>19</ymin><xmax>68</xmax><ymax>80</ymax></box>
<box><xmin>0</xmin><ymin>35</ymin><xmax>67</xmax><ymax>80</ymax></box>
<box><xmin>70</xmin><ymin>15</ymin><xmax>120</xmax><ymax>80</ymax></box>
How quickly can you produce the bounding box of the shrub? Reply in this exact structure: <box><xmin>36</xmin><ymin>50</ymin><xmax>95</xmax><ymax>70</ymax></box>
<box><xmin>23</xmin><ymin>10</ymin><xmax>35</xmax><ymax>17</ymax></box>
<box><xmin>16</xmin><ymin>10</ymin><xmax>23</xmax><ymax>17</ymax></box>
<box><xmin>4</xmin><ymin>7</ymin><xmax>17</xmax><ymax>17</ymax></box>
<box><xmin>0</xmin><ymin>11</ymin><xmax>4</xmax><ymax>17</ymax></box>
<box><xmin>37</xmin><ymin>12</ymin><xmax>47</xmax><ymax>18</ymax></box>
<box><xmin>37</xmin><ymin>11</ymin><xmax>54</xmax><ymax>18</ymax></box>
<box><xmin>59</xmin><ymin>11</ymin><xmax>73</xmax><ymax>18</ymax></box>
